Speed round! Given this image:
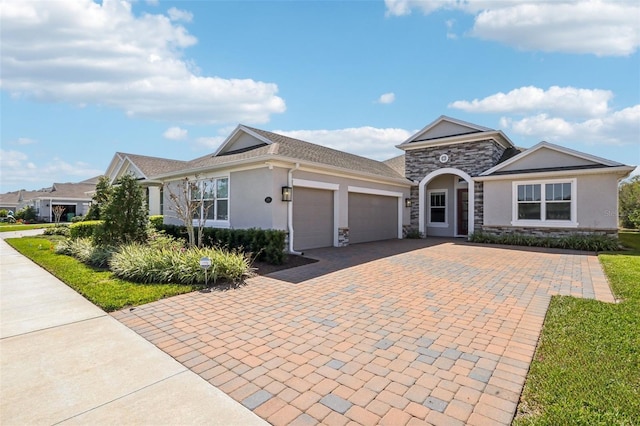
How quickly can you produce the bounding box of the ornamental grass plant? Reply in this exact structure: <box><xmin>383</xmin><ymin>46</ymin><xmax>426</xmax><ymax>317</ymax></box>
<box><xmin>109</xmin><ymin>244</ymin><xmax>253</xmax><ymax>284</ymax></box>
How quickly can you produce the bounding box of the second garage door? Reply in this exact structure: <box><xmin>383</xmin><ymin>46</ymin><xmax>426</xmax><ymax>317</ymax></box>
<box><xmin>349</xmin><ymin>192</ymin><xmax>398</xmax><ymax>244</ymax></box>
<box><xmin>292</xmin><ymin>187</ymin><xmax>334</xmax><ymax>250</ymax></box>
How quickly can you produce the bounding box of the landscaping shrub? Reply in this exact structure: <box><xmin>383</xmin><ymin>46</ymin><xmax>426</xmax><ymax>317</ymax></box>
<box><xmin>55</xmin><ymin>237</ymin><xmax>116</xmax><ymax>268</ymax></box>
<box><xmin>156</xmin><ymin>224</ymin><xmax>286</xmax><ymax>264</ymax></box>
<box><xmin>70</xmin><ymin>220</ymin><xmax>104</xmax><ymax>239</ymax></box>
<box><xmin>44</xmin><ymin>224</ymin><xmax>70</xmax><ymax>237</ymax></box>
<box><xmin>55</xmin><ymin>238</ymin><xmax>117</xmax><ymax>268</ymax></box>
<box><xmin>109</xmin><ymin>244</ymin><xmax>252</xmax><ymax>284</ymax></box>
<box><xmin>96</xmin><ymin>174</ymin><xmax>148</xmax><ymax>246</ymax></box>
<box><xmin>14</xmin><ymin>206</ymin><xmax>36</xmax><ymax>222</ymax></box>
<box><xmin>149</xmin><ymin>215</ymin><xmax>164</xmax><ymax>230</ymax></box>
<box><xmin>70</xmin><ymin>215</ymin><xmax>84</xmax><ymax>223</ymax></box>
<box><xmin>469</xmin><ymin>232</ymin><xmax>620</xmax><ymax>252</ymax></box>
<box><xmin>0</xmin><ymin>209</ymin><xmax>7</xmax><ymax>218</ymax></box>
<box><xmin>404</xmin><ymin>228</ymin><xmax>423</xmax><ymax>239</ymax></box>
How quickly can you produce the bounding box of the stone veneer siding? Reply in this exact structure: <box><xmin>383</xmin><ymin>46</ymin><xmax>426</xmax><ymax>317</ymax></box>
<box><xmin>405</xmin><ymin>139</ymin><xmax>506</xmax><ymax>182</ymax></box>
<box><xmin>405</xmin><ymin>139</ymin><xmax>506</xmax><ymax>229</ymax></box>
<box><xmin>479</xmin><ymin>226</ymin><xmax>618</xmax><ymax>238</ymax></box>
<box><xmin>473</xmin><ymin>181</ymin><xmax>484</xmax><ymax>232</ymax></box>
<box><xmin>338</xmin><ymin>228</ymin><xmax>349</xmax><ymax>247</ymax></box>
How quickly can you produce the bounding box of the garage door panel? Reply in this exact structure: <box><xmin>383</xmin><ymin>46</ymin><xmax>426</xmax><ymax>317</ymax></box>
<box><xmin>349</xmin><ymin>193</ymin><xmax>397</xmax><ymax>244</ymax></box>
<box><xmin>293</xmin><ymin>188</ymin><xmax>333</xmax><ymax>250</ymax></box>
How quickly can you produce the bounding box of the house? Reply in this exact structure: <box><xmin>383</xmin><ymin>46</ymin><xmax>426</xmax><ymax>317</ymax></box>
<box><xmin>0</xmin><ymin>178</ymin><xmax>98</xmax><ymax>222</ymax></box>
<box><xmin>104</xmin><ymin>116</ymin><xmax>634</xmax><ymax>251</ymax></box>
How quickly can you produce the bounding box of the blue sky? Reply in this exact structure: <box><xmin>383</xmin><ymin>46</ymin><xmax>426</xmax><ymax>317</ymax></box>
<box><xmin>1</xmin><ymin>0</ymin><xmax>639</xmax><ymax>193</ymax></box>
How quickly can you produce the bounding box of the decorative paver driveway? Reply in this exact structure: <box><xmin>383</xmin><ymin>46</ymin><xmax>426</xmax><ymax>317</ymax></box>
<box><xmin>113</xmin><ymin>239</ymin><xmax>614</xmax><ymax>425</ymax></box>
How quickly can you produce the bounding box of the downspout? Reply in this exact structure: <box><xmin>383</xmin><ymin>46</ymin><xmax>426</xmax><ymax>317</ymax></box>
<box><xmin>287</xmin><ymin>163</ymin><xmax>303</xmax><ymax>255</ymax></box>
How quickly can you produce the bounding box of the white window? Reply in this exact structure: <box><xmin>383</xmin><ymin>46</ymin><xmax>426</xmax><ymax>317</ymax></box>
<box><xmin>512</xmin><ymin>179</ymin><xmax>577</xmax><ymax>227</ymax></box>
<box><xmin>190</xmin><ymin>177</ymin><xmax>229</xmax><ymax>224</ymax></box>
<box><xmin>428</xmin><ymin>189</ymin><xmax>447</xmax><ymax>227</ymax></box>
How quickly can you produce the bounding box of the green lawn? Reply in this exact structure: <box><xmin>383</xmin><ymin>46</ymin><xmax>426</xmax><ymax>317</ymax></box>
<box><xmin>514</xmin><ymin>231</ymin><xmax>640</xmax><ymax>425</ymax></box>
<box><xmin>0</xmin><ymin>223</ymin><xmax>56</xmax><ymax>232</ymax></box>
<box><xmin>5</xmin><ymin>236</ymin><xmax>200</xmax><ymax>312</ymax></box>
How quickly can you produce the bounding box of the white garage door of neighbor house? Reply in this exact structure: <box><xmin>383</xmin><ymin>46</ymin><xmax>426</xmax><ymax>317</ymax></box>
<box><xmin>292</xmin><ymin>187</ymin><xmax>334</xmax><ymax>251</ymax></box>
<box><xmin>349</xmin><ymin>192</ymin><xmax>398</xmax><ymax>244</ymax></box>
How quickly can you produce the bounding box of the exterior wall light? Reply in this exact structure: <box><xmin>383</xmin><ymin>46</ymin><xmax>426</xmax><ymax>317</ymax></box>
<box><xmin>405</xmin><ymin>198</ymin><xmax>412</xmax><ymax>208</ymax></box>
<box><xmin>282</xmin><ymin>186</ymin><xmax>292</xmax><ymax>202</ymax></box>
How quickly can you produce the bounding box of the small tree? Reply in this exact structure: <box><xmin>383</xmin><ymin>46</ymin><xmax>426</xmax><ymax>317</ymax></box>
<box><xmin>86</xmin><ymin>176</ymin><xmax>112</xmax><ymax>220</ymax></box>
<box><xmin>52</xmin><ymin>205</ymin><xmax>66</xmax><ymax>224</ymax></box>
<box><xmin>95</xmin><ymin>174</ymin><xmax>148</xmax><ymax>246</ymax></box>
<box><xmin>619</xmin><ymin>175</ymin><xmax>640</xmax><ymax>229</ymax></box>
<box><xmin>165</xmin><ymin>176</ymin><xmax>214</xmax><ymax>248</ymax></box>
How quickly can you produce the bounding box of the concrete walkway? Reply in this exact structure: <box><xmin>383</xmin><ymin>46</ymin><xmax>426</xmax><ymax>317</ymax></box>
<box><xmin>0</xmin><ymin>232</ymin><xmax>267</xmax><ymax>425</ymax></box>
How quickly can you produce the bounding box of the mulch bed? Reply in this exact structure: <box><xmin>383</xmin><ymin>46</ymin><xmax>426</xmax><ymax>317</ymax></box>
<box><xmin>252</xmin><ymin>254</ymin><xmax>318</xmax><ymax>276</ymax></box>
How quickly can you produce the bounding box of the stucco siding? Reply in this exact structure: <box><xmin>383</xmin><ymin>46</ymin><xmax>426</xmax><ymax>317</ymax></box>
<box><xmin>499</xmin><ymin>148</ymin><xmax>597</xmax><ymax>172</ymax></box>
<box><xmin>576</xmin><ymin>174</ymin><xmax>619</xmax><ymax>229</ymax></box>
<box><xmin>481</xmin><ymin>173</ymin><xmax>619</xmax><ymax>230</ymax></box>
<box><xmin>230</xmin><ymin>168</ymin><xmax>275</xmax><ymax>229</ymax></box>
<box><xmin>482</xmin><ymin>180</ymin><xmax>512</xmax><ymax>226</ymax></box>
<box><xmin>415</xmin><ymin>121</ymin><xmax>479</xmax><ymax>140</ymax></box>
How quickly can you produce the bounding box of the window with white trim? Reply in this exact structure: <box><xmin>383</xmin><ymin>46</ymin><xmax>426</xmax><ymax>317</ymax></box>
<box><xmin>190</xmin><ymin>177</ymin><xmax>229</xmax><ymax>222</ymax></box>
<box><xmin>512</xmin><ymin>179</ymin><xmax>577</xmax><ymax>227</ymax></box>
<box><xmin>428</xmin><ymin>189</ymin><xmax>447</xmax><ymax>226</ymax></box>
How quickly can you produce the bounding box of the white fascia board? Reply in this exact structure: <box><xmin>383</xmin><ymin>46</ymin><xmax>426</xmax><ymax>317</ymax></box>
<box><xmin>212</xmin><ymin>125</ymin><xmax>273</xmax><ymax>157</ymax></box>
<box><xmin>120</xmin><ymin>156</ymin><xmax>148</xmax><ymax>180</ymax></box>
<box><xmin>397</xmin><ymin>130</ymin><xmax>513</xmax><ymax>151</ymax></box>
<box><xmin>347</xmin><ymin>186</ymin><xmax>402</xmax><ymax>198</ymax></box>
<box><xmin>397</xmin><ymin>115</ymin><xmax>493</xmax><ymax>146</ymax></box>
<box><xmin>475</xmin><ymin>165</ymin><xmax>636</xmax><ymax>181</ymax></box>
<box><xmin>293</xmin><ymin>178</ymin><xmax>339</xmax><ymax>191</ymax></box>
<box><xmin>481</xmin><ymin>141</ymin><xmax>624</xmax><ymax>176</ymax></box>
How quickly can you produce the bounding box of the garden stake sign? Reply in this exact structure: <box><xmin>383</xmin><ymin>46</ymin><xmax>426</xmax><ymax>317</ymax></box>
<box><xmin>200</xmin><ymin>256</ymin><xmax>212</xmax><ymax>292</ymax></box>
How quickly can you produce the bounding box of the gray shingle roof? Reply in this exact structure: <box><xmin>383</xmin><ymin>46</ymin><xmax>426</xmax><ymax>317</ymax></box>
<box><xmin>383</xmin><ymin>155</ymin><xmax>405</xmax><ymax>178</ymax></box>
<box><xmin>183</xmin><ymin>126</ymin><xmax>407</xmax><ymax>181</ymax></box>
<box><xmin>117</xmin><ymin>153</ymin><xmax>188</xmax><ymax>178</ymax></box>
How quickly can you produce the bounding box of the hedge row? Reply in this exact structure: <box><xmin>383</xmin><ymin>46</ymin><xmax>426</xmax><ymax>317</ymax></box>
<box><xmin>469</xmin><ymin>232</ymin><xmax>620</xmax><ymax>252</ymax></box>
<box><xmin>156</xmin><ymin>224</ymin><xmax>286</xmax><ymax>265</ymax></box>
<box><xmin>69</xmin><ymin>220</ymin><xmax>104</xmax><ymax>239</ymax></box>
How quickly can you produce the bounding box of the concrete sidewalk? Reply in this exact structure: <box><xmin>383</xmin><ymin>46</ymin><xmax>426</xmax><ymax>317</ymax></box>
<box><xmin>0</xmin><ymin>233</ymin><xmax>267</xmax><ymax>425</ymax></box>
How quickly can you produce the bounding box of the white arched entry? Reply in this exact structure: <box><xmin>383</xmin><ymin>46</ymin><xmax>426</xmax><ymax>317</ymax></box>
<box><xmin>418</xmin><ymin>167</ymin><xmax>474</xmax><ymax>237</ymax></box>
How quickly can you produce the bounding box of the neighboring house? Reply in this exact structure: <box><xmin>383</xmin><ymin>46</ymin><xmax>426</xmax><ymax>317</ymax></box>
<box><xmin>0</xmin><ymin>178</ymin><xmax>98</xmax><ymax>222</ymax></box>
<box><xmin>103</xmin><ymin>116</ymin><xmax>634</xmax><ymax>251</ymax></box>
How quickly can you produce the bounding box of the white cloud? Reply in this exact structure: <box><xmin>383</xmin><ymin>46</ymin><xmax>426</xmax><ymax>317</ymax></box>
<box><xmin>385</xmin><ymin>0</ymin><xmax>640</xmax><ymax>56</ymax></box>
<box><xmin>0</xmin><ymin>0</ymin><xmax>286</xmax><ymax>124</ymax></box>
<box><xmin>377</xmin><ymin>92</ymin><xmax>396</xmax><ymax>104</ymax></box>
<box><xmin>15</xmin><ymin>137</ymin><xmax>36</xmax><ymax>145</ymax></box>
<box><xmin>499</xmin><ymin>105</ymin><xmax>640</xmax><ymax>146</ymax></box>
<box><xmin>163</xmin><ymin>126</ymin><xmax>188</xmax><ymax>140</ymax></box>
<box><xmin>275</xmin><ymin>127</ymin><xmax>412</xmax><ymax>161</ymax></box>
<box><xmin>450</xmin><ymin>86</ymin><xmax>613</xmax><ymax>118</ymax></box>
<box><xmin>195</xmin><ymin>136</ymin><xmax>226</xmax><ymax>149</ymax></box>
<box><xmin>167</xmin><ymin>7</ymin><xmax>193</xmax><ymax>23</ymax></box>
<box><xmin>0</xmin><ymin>149</ymin><xmax>103</xmax><ymax>192</ymax></box>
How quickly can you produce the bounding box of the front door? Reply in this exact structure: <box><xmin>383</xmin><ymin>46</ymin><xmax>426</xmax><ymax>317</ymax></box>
<box><xmin>457</xmin><ymin>188</ymin><xmax>468</xmax><ymax>236</ymax></box>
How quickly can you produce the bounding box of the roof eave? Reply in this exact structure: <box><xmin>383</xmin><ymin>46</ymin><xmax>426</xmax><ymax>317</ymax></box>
<box><xmin>397</xmin><ymin>130</ymin><xmax>514</xmax><ymax>151</ymax></box>
<box><xmin>475</xmin><ymin>165</ymin><xmax>636</xmax><ymax>181</ymax></box>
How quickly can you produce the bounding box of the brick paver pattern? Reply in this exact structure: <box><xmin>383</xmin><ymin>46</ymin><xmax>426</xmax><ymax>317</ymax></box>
<box><xmin>113</xmin><ymin>240</ymin><xmax>614</xmax><ymax>426</ymax></box>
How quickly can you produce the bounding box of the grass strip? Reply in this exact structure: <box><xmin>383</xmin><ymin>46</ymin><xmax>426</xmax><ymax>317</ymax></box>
<box><xmin>514</xmin><ymin>231</ymin><xmax>640</xmax><ymax>425</ymax></box>
<box><xmin>0</xmin><ymin>223</ymin><xmax>55</xmax><ymax>232</ymax></box>
<box><xmin>5</xmin><ymin>236</ymin><xmax>200</xmax><ymax>312</ymax></box>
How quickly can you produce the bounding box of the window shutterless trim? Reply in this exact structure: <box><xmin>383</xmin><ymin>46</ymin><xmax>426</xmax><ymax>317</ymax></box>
<box><xmin>511</xmin><ymin>178</ymin><xmax>578</xmax><ymax>227</ymax></box>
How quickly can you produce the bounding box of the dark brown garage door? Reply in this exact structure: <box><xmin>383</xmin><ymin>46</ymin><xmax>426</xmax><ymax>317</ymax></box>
<box><xmin>292</xmin><ymin>187</ymin><xmax>334</xmax><ymax>250</ymax></box>
<box><xmin>348</xmin><ymin>192</ymin><xmax>398</xmax><ymax>244</ymax></box>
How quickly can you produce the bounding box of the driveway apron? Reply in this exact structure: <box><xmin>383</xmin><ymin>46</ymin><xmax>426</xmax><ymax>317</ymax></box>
<box><xmin>113</xmin><ymin>239</ymin><xmax>614</xmax><ymax>425</ymax></box>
